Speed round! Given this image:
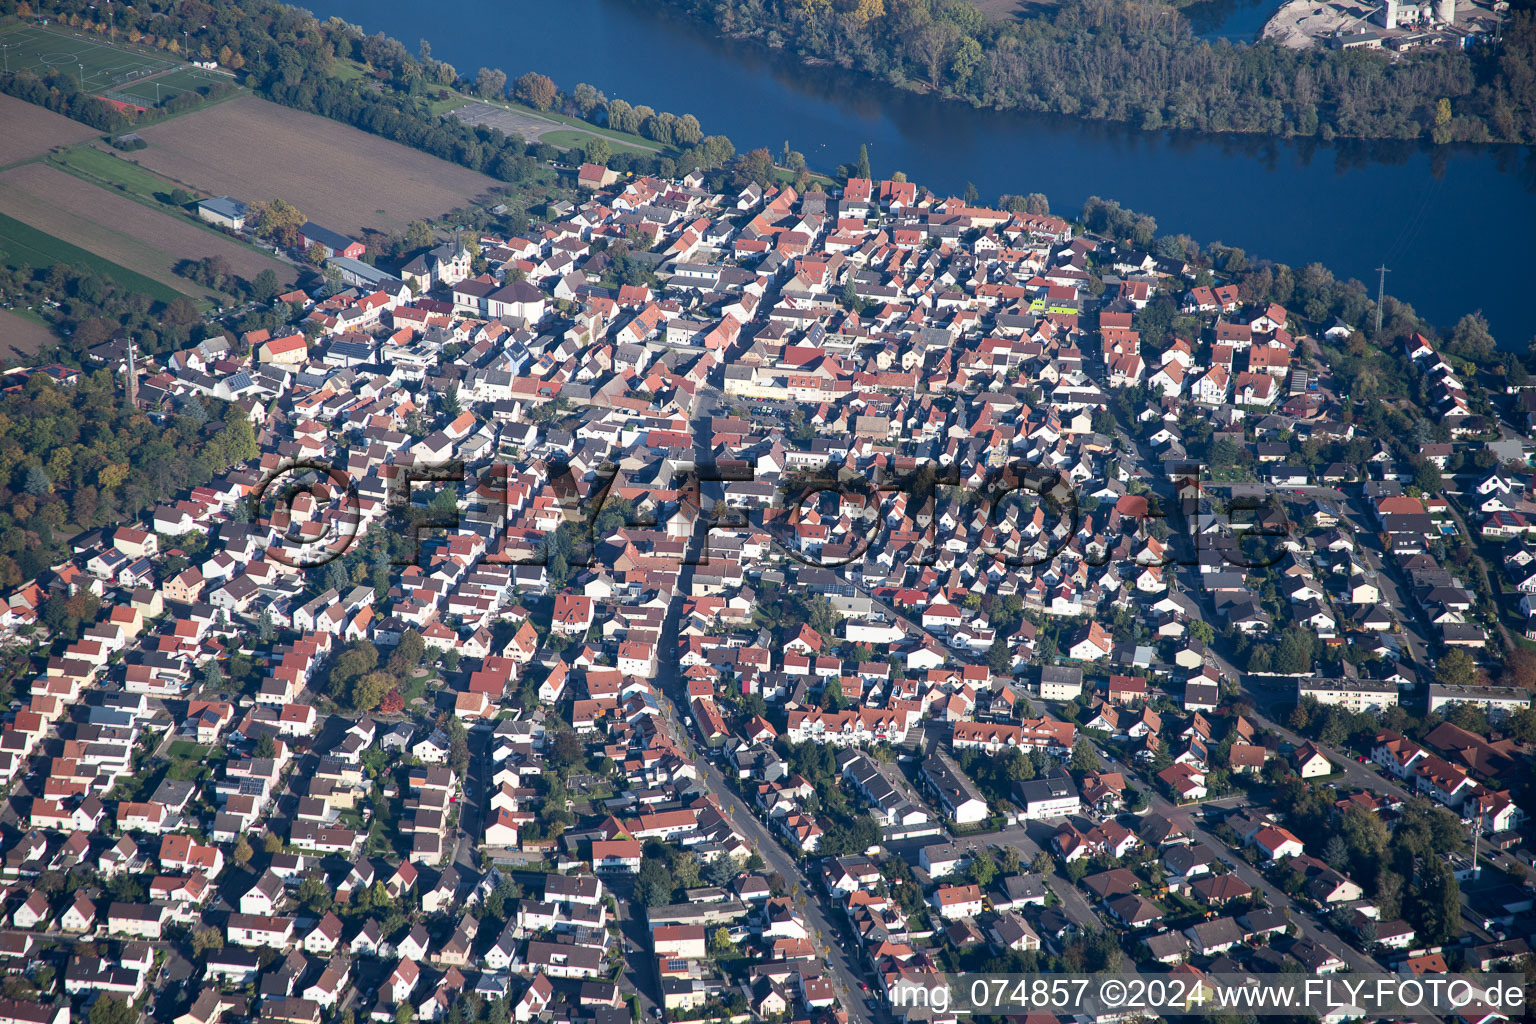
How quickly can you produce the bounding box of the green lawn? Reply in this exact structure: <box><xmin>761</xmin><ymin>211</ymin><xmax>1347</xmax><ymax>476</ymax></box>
<box><xmin>51</xmin><ymin>145</ymin><xmax>189</xmax><ymax>203</ymax></box>
<box><xmin>166</xmin><ymin>740</ymin><xmax>211</xmax><ymax>760</ymax></box>
<box><xmin>506</xmin><ymin>102</ymin><xmax>661</xmax><ymax>152</ymax></box>
<box><xmin>329</xmin><ymin>58</ymin><xmax>369</xmax><ymax>83</ymax></box>
<box><xmin>0</xmin><ymin>211</ymin><xmax>182</xmax><ymax>303</ymax></box>
<box><xmin>541</xmin><ymin>129</ymin><xmax>654</xmax><ymax>157</ymax></box>
<box><xmin>111</xmin><ymin>64</ymin><xmax>231</xmax><ymax>107</ymax></box>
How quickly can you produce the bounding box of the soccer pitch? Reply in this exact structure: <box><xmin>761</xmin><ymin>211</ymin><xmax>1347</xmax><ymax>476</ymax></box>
<box><xmin>0</xmin><ymin>24</ymin><xmax>192</xmax><ymax>99</ymax></box>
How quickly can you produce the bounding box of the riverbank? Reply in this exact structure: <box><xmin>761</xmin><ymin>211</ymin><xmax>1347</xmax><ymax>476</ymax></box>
<box><xmin>653</xmin><ymin>0</ymin><xmax>1530</xmax><ymax>145</ymax></box>
<box><xmin>308</xmin><ymin>0</ymin><xmax>1533</xmax><ymax>345</ymax></box>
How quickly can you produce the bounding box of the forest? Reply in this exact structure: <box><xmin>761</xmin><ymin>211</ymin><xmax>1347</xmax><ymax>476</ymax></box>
<box><xmin>659</xmin><ymin>0</ymin><xmax>1536</xmax><ymax>144</ymax></box>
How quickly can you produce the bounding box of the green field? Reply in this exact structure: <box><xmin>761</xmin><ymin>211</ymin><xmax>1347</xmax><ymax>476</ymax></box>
<box><xmin>0</xmin><ymin>24</ymin><xmax>228</xmax><ymax>107</ymax></box>
<box><xmin>0</xmin><ymin>211</ymin><xmax>182</xmax><ymax>303</ymax></box>
<box><xmin>541</xmin><ymin>128</ymin><xmax>655</xmax><ymax>156</ymax></box>
<box><xmin>0</xmin><ymin>24</ymin><xmax>174</xmax><ymax>90</ymax></box>
<box><xmin>51</xmin><ymin>145</ymin><xmax>188</xmax><ymax>201</ymax></box>
<box><xmin>110</xmin><ymin>64</ymin><xmax>231</xmax><ymax>106</ymax></box>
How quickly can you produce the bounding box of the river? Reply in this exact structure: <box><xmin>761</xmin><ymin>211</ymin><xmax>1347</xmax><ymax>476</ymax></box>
<box><xmin>313</xmin><ymin>0</ymin><xmax>1536</xmax><ymax>345</ymax></box>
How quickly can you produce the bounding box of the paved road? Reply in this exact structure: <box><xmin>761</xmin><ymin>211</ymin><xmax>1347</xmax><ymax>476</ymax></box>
<box><xmin>452</xmin><ymin>723</ymin><xmax>489</xmax><ymax>872</ymax></box>
<box><xmin>639</xmin><ymin>384</ymin><xmax>875</xmax><ymax>1024</ymax></box>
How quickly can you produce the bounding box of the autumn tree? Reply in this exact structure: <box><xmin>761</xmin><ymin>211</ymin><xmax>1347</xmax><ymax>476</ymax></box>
<box><xmin>250</xmin><ymin>198</ymin><xmax>305</xmax><ymax>248</ymax></box>
<box><xmin>514</xmin><ymin>72</ymin><xmax>557</xmax><ymax>110</ymax></box>
<box><xmin>740</xmin><ymin>147</ymin><xmax>775</xmax><ymax>188</ymax></box>
<box><xmin>351</xmin><ymin>670</ymin><xmax>393</xmax><ymax>711</ymax></box>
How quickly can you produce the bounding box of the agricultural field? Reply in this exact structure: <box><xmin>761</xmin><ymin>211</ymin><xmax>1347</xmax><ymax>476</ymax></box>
<box><xmin>0</xmin><ymin>164</ymin><xmax>295</xmax><ymax>297</ymax></box>
<box><xmin>0</xmin><ymin>94</ymin><xmax>100</xmax><ymax>165</ymax></box>
<box><xmin>129</xmin><ymin>95</ymin><xmax>504</xmax><ymax>238</ymax></box>
<box><xmin>0</xmin><ymin>309</ymin><xmax>59</xmax><ymax>362</ymax></box>
<box><xmin>0</xmin><ymin>209</ymin><xmax>181</xmax><ymax>302</ymax></box>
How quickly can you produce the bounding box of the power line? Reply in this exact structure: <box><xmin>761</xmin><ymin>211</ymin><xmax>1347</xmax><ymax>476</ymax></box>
<box><xmin>1374</xmin><ymin>264</ymin><xmax>1390</xmax><ymax>336</ymax></box>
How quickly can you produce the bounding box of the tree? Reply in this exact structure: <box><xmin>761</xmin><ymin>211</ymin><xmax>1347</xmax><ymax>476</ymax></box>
<box><xmin>606</xmin><ymin>99</ymin><xmax>637</xmax><ymax>133</ymax></box>
<box><xmin>1434</xmin><ymin>649</ymin><xmax>1478</xmax><ymax>689</ymax></box>
<box><xmin>740</xmin><ymin>147</ymin><xmax>774</xmax><ymax>188</ymax></box>
<box><xmin>1409</xmin><ymin>858</ymin><xmax>1462</xmax><ymax>945</ymax></box>
<box><xmin>1070</xmin><ymin>739</ymin><xmax>1101</xmax><ymax>772</ymax></box>
<box><xmin>90</xmin><ymin>997</ymin><xmax>134</xmax><ymax>1024</ymax></box>
<box><xmin>551</xmin><ymin>729</ymin><xmax>585</xmax><ymax>769</ymax></box>
<box><xmin>1449</xmin><ymin>311</ymin><xmax>1496</xmax><ymax>360</ymax></box>
<box><xmin>636</xmin><ymin>856</ymin><xmax>673</xmax><ymax>907</ymax></box>
<box><xmin>1273</xmin><ymin>627</ymin><xmax>1317</xmax><ymax>674</ymax></box>
<box><xmin>1414</xmin><ymin>460</ymin><xmax>1443</xmax><ymax>494</ymax></box>
<box><xmin>252</xmin><ymin>198</ymin><xmax>305</xmax><ymax>247</ymax></box>
<box><xmin>1003</xmin><ymin>748</ymin><xmax>1035</xmax><ymax>783</ymax></box>
<box><xmin>514</xmin><ymin>72</ymin><xmax>557</xmax><ymax>110</ymax></box>
<box><xmin>23</xmin><ymin>465</ymin><xmax>51</xmax><ymax>496</ymax></box>
<box><xmin>709</xmin><ymin>925</ymin><xmax>738</xmax><ymax>958</ymax></box>
<box><xmin>675</xmin><ymin>113</ymin><xmax>703</xmax><ymax>145</ymax></box>
<box><xmin>380</xmin><ymin>688</ymin><xmax>404</xmax><ymax>715</ymax></box>
<box><xmin>1433</xmin><ymin>97</ymin><xmax>1454</xmax><ymax>144</ymax></box>
<box><xmin>389</xmin><ymin>629</ymin><xmax>426</xmax><ymax>674</ymax></box>
<box><xmin>671</xmin><ymin>852</ymin><xmax>701</xmax><ymax>890</ymax></box>
<box><xmin>572</xmin><ymin>82</ymin><xmax>605</xmax><ymax>117</ymax></box>
<box><xmin>1189</xmin><ymin>620</ymin><xmax>1215</xmax><ymax>644</ymax></box>
<box><xmin>297</xmin><ymin>872</ymin><xmax>333</xmax><ymax>913</ymax></box>
<box><xmin>473</xmin><ymin>67</ymin><xmax>507</xmax><ymax>99</ymax></box>
<box><xmin>232</xmin><ymin>835</ymin><xmax>253</xmax><ymax>865</ymax></box>
<box><xmin>190</xmin><ymin>923</ymin><xmax>223</xmax><ymax>956</ymax></box>
<box><xmin>351</xmin><ymin>670</ymin><xmax>392</xmax><ymax>711</ymax></box>
<box><xmin>1501</xmin><ymin>648</ymin><xmax>1536</xmax><ymax>691</ymax></box>
<box><xmin>986</xmin><ymin>638</ymin><xmax>1012</xmax><ymax>673</ymax></box>
<box><xmin>963</xmin><ymin>181</ymin><xmax>979</xmax><ymax>205</ymax></box>
<box><xmin>1323</xmin><ymin>834</ymin><xmax>1349</xmax><ymax>870</ymax></box>
<box><xmin>1506</xmin><ymin>705</ymin><xmax>1536</xmax><ymax>744</ymax></box>
<box><xmin>855</xmin><ymin>143</ymin><xmax>870</xmax><ymax>180</ymax></box>
<box><xmin>582</xmin><ymin>135</ymin><xmax>611</xmax><ymax>166</ymax></box>
<box><xmin>968</xmin><ymin>848</ymin><xmax>998</xmax><ymax>887</ymax></box>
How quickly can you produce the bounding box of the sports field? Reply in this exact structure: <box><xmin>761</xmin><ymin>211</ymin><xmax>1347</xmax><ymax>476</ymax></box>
<box><xmin>0</xmin><ymin>24</ymin><xmax>229</xmax><ymax>107</ymax></box>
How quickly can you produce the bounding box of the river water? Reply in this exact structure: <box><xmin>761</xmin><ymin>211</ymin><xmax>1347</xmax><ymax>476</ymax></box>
<box><xmin>313</xmin><ymin>0</ymin><xmax>1536</xmax><ymax>344</ymax></box>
